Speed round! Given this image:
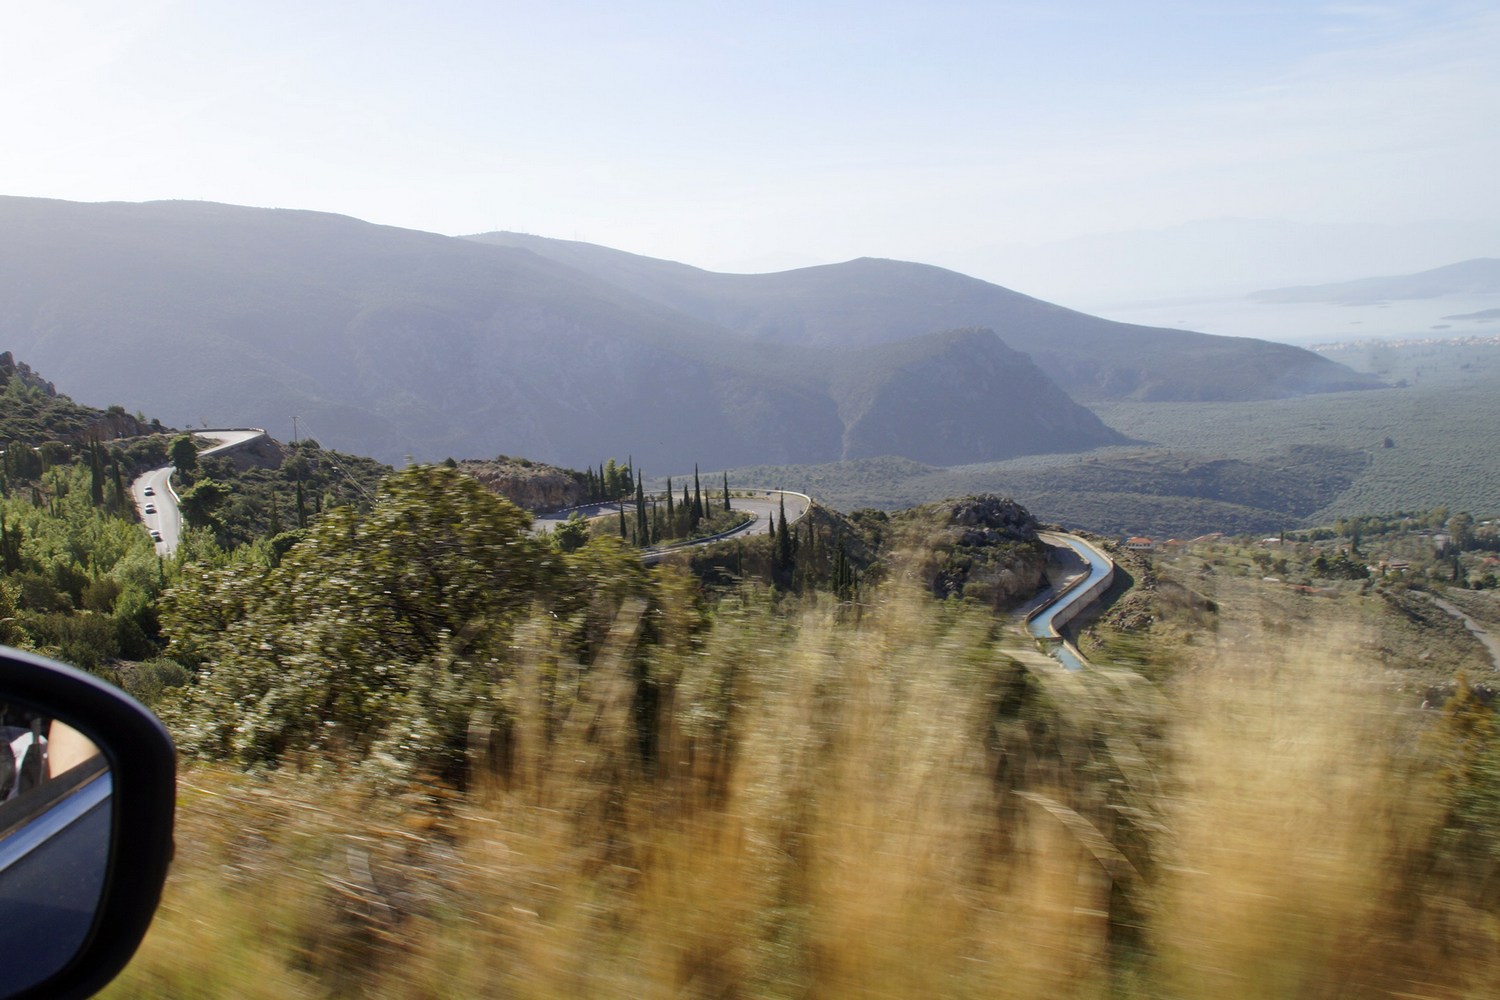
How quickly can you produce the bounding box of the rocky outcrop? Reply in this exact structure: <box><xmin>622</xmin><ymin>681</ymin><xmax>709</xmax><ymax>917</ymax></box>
<box><xmin>0</xmin><ymin>352</ymin><xmax>156</xmax><ymax>443</ymax></box>
<box><xmin>947</xmin><ymin>494</ymin><xmax>1039</xmax><ymax>542</ymax></box>
<box><xmin>88</xmin><ymin>408</ymin><xmax>155</xmax><ymax>441</ymax></box>
<box><xmin>0</xmin><ymin>351</ymin><xmax>57</xmax><ymax>396</ymax></box>
<box><xmin>888</xmin><ymin>494</ymin><xmax>1048</xmax><ymax>610</ymax></box>
<box><xmin>459</xmin><ymin>459</ymin><xmax>588</xmax><ymax>513</ymax></box>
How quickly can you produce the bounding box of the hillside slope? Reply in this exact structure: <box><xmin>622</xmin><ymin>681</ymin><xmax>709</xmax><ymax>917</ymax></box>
<box><xmin>469</xmin><ymin>231</ymin><xmax>1383</xmax><ymax>402</ymax></box>
<box><xmin>829</xmin><ymin>328</ymin><xmax>1121</xmax><ymax>463</ymax></box>
<box><xmin>0</xmin><ymin>197</ymin><xmax>1118</xmax><ymax>469</ymax></box>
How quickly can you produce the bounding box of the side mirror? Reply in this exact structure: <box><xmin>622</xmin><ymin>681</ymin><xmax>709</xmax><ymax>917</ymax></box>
<box><xmin>0</xmin><ymin>647</ymin><xmax>175</xmax><ymax>1000</ymax></box>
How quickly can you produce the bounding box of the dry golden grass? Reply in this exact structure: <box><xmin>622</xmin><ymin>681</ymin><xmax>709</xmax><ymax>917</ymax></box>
<box><xmin>1157</xmin><ymin>629</ymin><xmax>1424</xmax><ymax>998</ymax></box>
<box><xmin>103</xmin><ymin>584</ymin><xmax>1500</xmax><ymax>999</ymax></box>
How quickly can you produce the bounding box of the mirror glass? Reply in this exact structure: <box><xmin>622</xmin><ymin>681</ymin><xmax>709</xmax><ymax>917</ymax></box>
<box><xmin>0</xmin><ymin>706</ymin><xmax>111</xmax><ymax>994</ymax></box>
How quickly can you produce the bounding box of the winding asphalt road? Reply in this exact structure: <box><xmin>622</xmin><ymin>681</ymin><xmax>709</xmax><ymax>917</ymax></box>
<box><xmin>131</xmin><ymin>429</ymin><xmax>266</xmax><ymax>555</ymax></box>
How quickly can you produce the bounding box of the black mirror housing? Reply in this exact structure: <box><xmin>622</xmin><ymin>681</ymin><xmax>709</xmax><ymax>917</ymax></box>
<box><xmin>0</xmin><ymin>646</ymin><xmax>176</xmax><ymax>1000</ymax></box>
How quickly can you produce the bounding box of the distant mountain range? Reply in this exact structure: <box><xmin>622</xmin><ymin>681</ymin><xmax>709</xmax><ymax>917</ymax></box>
<box><xmin>0</xmin><ymin>197</ymin><xmax>1378</xmax><ymax>469</ymax></box>
<box><xmin>1251</xmin><ymin>258</ymin><xmax>1500</xmax><ymax>305</ymax></box>
<box><xmin>468</xmin><ymin>231</ymin><xmax>1381</xmax><ymax>403</ymax></box>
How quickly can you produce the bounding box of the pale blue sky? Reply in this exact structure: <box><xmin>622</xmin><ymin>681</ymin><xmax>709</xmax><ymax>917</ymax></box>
<box><xmin>3</xmin><ymin>1</ymin><xmax>1497</xmax><ymax>296</ymax></box>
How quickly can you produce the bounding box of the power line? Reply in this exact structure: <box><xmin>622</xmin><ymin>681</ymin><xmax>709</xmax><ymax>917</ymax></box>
<box><xmin>288</xmin><ymin>416</ymin><xmax>373</xmax><ymax>502</ymax></box>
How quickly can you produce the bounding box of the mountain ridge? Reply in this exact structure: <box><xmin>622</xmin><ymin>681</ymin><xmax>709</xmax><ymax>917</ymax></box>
<box><xmin>468</xmin><ymin>230</ymin><xmax>1383</xmax><ymax>402</ymax></box>
<box><xmin>1</xmin><ymin>197</ymin><xmax>1384</xmax><ymax>473</ymax></box>
<box><xmin>0</xmin><ymin>196</ymin><xmax>1125</xmax><ymax>469</ymax></box>
<box><xmin>1251</xmin><ymin>258</ymin><xmax>1500</xmax><ymax>305</ymax></box>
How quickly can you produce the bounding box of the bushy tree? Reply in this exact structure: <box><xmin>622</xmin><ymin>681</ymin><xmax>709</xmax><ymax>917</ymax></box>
<box><xmin>554</xmin><ymin>512</ymin><xmax>589</xmax><ymax>553</ymax></box>
<box><xmin>178</xmin><ymin>478</ymin><xmax>230</xmax><ymax>529</ymax></box>
<box><xmin>164</xmin><ymin>465</ymin><xmax>562</xmax><ymax>784</ymax></box>
<box><xmin>169</xmin><ymin>434</ymin><xmax>198</xmax><ymax>474</ymax></box>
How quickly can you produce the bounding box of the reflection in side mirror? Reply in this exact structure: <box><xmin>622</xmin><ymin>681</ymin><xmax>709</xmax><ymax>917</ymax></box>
<box><xmin>0</xmin><ymin>718</ymin><xmax>112</xmax><ymax>995</ymax></box>
<box><xmin>0</xmin><ymin>647</ymin><xmax>175</xmax><ymax>1000</ymax></box>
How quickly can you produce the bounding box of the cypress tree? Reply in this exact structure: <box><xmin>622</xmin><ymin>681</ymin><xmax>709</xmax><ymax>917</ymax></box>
<box><xmin>295</xmin><ymin>480</ymin><xmax>308</xmax><ymax>529</ymax></box>
<box><xmin>635</xmin><ymin>478</ymin><xmax>648</xmax><ymax>546</ymax></box>
<box><xmin>777</xmin><ymin>497</ymin><xmax>792</xmax><ymax>571</ymax></box>
<box><xmin>723</xmin><ymin>472</ymin><xmax>731</xmax><ymax>512</ymax></box>
<box><xmin>0</xmin><ymin>514</ymin><xmax>21</xmax><ymax>574</ymax></box>
<box><xmin>666</xmin><ymin>477</ymin><xmax>675</xmax><ymax>535</ymax></box>
<box><xmin>619</xmin><ymin>499</ymin><xmax>627</xmax><ymax>538</ymax></box>
<box><xmin>692</xmin><ymin>464</ymin><xmax>703</xmax><ymax>524</ymax></box>
<box><xmin>88</xmin><ymin>440</ymin><xmax>105</xmax><ymax>507</ymax></box>
<box><xmin>833</xmin><ymin>533</ymin><xmax>855</xmax><ymax>601</ymax></box>
<box><xmin>109</xmin><ymin>450</ymin><xmax>126</xmax><ymax>512</ymax></box>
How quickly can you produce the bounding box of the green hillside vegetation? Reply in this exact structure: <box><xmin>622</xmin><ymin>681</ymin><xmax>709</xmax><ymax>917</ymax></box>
<box><xmin>1</xmin><ymin>352</ymin><xmax>163</xmax><ymax>469</ymax></box>
<box><xmin>182</xmin><ymin>438</ymin><xmax>391</xmax><ymax>551</ymax></box>
<box><xmin>1083</xmin><ymin>517</ymin><xmax>1500</xmax><ymax>691</ymax></box>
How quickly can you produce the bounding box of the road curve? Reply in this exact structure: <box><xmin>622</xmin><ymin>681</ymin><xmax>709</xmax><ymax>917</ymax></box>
<box><xmin>533</xmin><ymin>489</ymin><xmax>811</xmax><ymax>561</ymax></box>
<box><xmin>131</xmin><ymin>429</ymin><xmax>267</xmax><ymax>555</ymax></box>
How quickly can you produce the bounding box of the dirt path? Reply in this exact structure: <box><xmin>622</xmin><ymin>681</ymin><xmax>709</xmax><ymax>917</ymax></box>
<box><xmin>1428</xmin><ymin>592</ymin><xmax>1500</xmax><ymax>672</ymax></box>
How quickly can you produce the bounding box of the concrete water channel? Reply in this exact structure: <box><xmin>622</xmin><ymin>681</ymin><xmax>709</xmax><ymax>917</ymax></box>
<box><xmin>1022</xmin><ymin>532</ymin><xmax>1116</xmax><ymax>671</ymax></box>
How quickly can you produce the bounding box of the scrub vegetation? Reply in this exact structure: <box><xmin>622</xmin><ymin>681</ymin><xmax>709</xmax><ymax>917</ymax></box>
<box><xmin>5</xmin><ymin>360</ymin><xmax>1500</xmax><ymax>997</ymax></box>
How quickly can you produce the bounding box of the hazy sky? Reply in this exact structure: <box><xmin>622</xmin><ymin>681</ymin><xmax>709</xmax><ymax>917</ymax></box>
<box><xmin>4</xmin><ymin>1</ymin><xmax>1497</xmax><ymax>297</ymax></box>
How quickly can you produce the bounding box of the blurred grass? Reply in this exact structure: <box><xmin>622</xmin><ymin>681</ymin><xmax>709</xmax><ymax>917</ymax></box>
<box><xmin>104</xmin><ymin>578</ymin><xmax>1500</xmax><ymax>999</ymax></box>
